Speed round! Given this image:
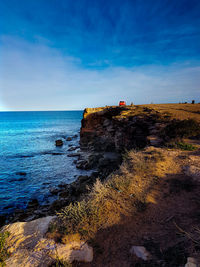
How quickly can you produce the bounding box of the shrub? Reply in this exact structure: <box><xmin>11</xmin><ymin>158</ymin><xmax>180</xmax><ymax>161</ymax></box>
<box><xmin>166</xmin><ymin>141</ymin><xmax>197</xmax><ymax>151</ymax></box>
<box><xmin>163</xmin><ymin>119</ymin><xmax>200</xmax><ymax>140</ymax></box>
<box><xmin>0</xmin><ymin>232</ymin><xmax>10</xmax><ymax>267</ymax></box>
<box><xmin>176</xmin><ymin>142</ymin><xmax>197</xmax><ymax>151</ymax></box>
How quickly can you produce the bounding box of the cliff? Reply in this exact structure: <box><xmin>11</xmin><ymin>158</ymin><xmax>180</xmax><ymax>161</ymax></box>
<box><xmin>80</xmin><ymin>104</ymin><xmax>200</xmax><ymax>152</ymax></box>
<box><xmin>80</xmin><ymin>105</ymin><xmax>165</xmax><ymax>152</ymax></box>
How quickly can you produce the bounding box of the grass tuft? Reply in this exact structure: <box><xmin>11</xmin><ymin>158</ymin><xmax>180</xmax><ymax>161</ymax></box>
<box><xmin>167</xmin><ymin>141</ymin><xmax>197</xmax><ymax>151</ymax></box>
<box><xmin>50</xmin><ymin>148</ymin><xmax>166</xmax><ymax>241</ymax></box>
<box><xmin>0</xmin><ymin>231</ymin><xmax>10</xmax><ymax>267</ymax></box>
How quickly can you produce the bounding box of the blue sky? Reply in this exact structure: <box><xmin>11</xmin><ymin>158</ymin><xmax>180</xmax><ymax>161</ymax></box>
<box><xmin>0</xmin><ymin>0</ymin><xmax>200</xmax><ymax>110</ymax></box>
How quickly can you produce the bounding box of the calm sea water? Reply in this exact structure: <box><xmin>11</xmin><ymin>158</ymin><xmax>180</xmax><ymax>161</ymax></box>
<box><xmin>0</xmin><ymin>111</ymin><xmax>87</xmax><ymax>215</ymax></box>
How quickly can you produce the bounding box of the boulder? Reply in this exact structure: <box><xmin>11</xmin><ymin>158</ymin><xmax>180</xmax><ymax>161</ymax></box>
<box><xmin>55</xmin><ymin>139</ymin><xmax>63</xmax><ymax>146</ymax></box>
<box><xmin>53</xmin><ymin>241</ymin><xmax>93</xmax><ymax>263</ymax></box>
<box><xmin>184</xmin><ymin>165</ymin><xmax>200</xmax><ymax>181</ymax></box>
<box><xmin>1</xmin><ymin>216</ymin><xmax>93</xmax><ymax>266</ymax></box>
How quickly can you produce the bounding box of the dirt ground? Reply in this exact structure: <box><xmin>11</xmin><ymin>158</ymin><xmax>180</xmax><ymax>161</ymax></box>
<box><xmin>76</xmin><ymin>143</ymin><xmax>200</xmax><ymax>267</ymax></box>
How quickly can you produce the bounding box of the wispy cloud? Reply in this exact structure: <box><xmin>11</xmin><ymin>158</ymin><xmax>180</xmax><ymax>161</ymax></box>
<box><xmin>1</xmin><ymin>0</ymin><xmax>200</xmax><ymax>68</ymax></box>
<box><xmin>1</xmin><ymin>37</ymin><xmax>199</xmax><ymax>111</ymax></box>
<box><xmin>0</xmin><ymin>1</ymin><xmax>200</xmax><ymax>110</ymax></box>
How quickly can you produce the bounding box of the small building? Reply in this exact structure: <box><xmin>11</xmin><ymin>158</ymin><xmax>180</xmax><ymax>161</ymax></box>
<box><xmin>119</xmin><ymin>101</ymin><xmax>126</xmax><ymax>106</ymax></box>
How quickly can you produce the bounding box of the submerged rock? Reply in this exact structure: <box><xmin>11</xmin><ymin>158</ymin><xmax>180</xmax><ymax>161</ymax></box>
<box><xmin>55</xmin><ymin>139</ymin><xmax>63</xmax><ymax>146</ymax></box>
<box><xmin>67</xmin><ymin>153</ymin><xmax>80</xmax><ymax>157</ymax></box>
<box><xmin>16</xmin><ymin>172</ymin><xmax>27</xmax><ymax>176</ymax></box>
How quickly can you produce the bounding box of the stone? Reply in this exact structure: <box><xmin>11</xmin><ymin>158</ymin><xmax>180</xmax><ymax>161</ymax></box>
<box><xmin>55</xmin><ymin>139</ymin><xmax>63</xmax><ymax>146</ymax></box>
<box><xmin>68</xmin><ymin>146</ymin><xmax>79</xmax><ymax>151</ymax></box>
<box><xmin>50</xmin><ymin>187</ymin><xmax>61</xmax><ymax>195</ymax></box>
<box><xmin>27</xmin><ymin>199</ymin><xmax>39</xmax><ymax>209</ymax></box>
<box><xmin>50</xmin><ymin>241</ymin><xmax>93</xmax><ymax>263</ymax></box>
<box><xmin>184</xmin><ymin>165</ymin><xmax>200</xmax><ymax>181</ymax></box>
<box><xmin>2</xmin><ymin>216</ymin><xmax>93</xmax><ymax>266</ymax></box>
<box><xmin>185</xmin><ymin>257</ymin><xmax>199</xmax><ymax>267</ymax></box>
<box><xmin>130</xmin><ymin>246</ymin><xmax>151</xmax><ymax>261</ymax></box>
<box><xmin>76</xmin><ymin>160</ymin><xmax>89</xmax><ymax>169</ymax></box>
<box><xmin>66</xmin><ymin>137</ymin><xmax>72</xmax><ymax>141</ymax></box>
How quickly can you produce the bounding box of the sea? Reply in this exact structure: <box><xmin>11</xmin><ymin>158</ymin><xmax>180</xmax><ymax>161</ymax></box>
<box><xmin>0</xmin><ymin>111</ymin><xmax>88</xmax><ymax>215</ymax></box>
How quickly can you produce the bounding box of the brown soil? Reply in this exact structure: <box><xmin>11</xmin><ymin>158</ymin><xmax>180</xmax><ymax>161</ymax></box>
<box><xmin>76</xmin><ymin>146</ymin><xmax>200</xmax><ymax>267</ymax></box>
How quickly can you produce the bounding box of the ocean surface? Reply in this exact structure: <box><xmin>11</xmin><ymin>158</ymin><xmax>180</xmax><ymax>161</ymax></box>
<box><xmin>0</xmin><ymin>111</ymin><xmax>88</xmax><ymax>215</ymax></box>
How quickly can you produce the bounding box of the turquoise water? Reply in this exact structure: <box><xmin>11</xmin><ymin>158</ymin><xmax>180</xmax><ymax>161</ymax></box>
<box><xmin>0</xmin><ymin>111</ymin><xmax>86</xmax><ymax>214</ymax></box>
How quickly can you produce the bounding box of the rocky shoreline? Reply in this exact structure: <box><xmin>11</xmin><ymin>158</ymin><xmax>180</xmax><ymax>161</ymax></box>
<box><xmin>2</xmin><ymin>149</ymin><xmax>122</xmax><ymax>226</ymax></box>
<box><xmin>1</xmin><ymin>104</ymin><xmax>200</xmax><ymax>266</ymax></box>
<box><xmin>1</xmin><ymin>105</ymin><xmax>197</xmax><ymax>227</ymax></box>
<box><xmin>0</xmin><ymin>105</ymin><xmax>171</xmax><ymax>227</ymax></box>
<box><xmin>0</xmin><ymin>109</ymin><xmax>125</xmax><ymax>226</ymax></box>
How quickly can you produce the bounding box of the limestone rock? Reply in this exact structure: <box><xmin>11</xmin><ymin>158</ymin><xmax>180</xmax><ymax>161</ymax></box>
<box><xmin>185</xmin><ymin>165</ymin><xmax>200</xmax><ymax>181</ymax></box>
<box><xmin>1</xmin><ymin>216</ymin><xmax>93</xmax><ymax>266</ymax></box>
<box><xmin>50</xmin><ymin>241</ymin><xmax>93</xmax><ymax>263</ymax></box>
<box><xmin>130</xmin><ymin>246</ymin><xmax>151</xmax><ymax>261</ymax></box>
<box><xmin>185</xmin><ymin>257</ymin><xmax>200</xmax><ymax>267</ymax></box>
<box><xmin>80</xmin><ymin>106</ymin><xmax>152</xmax><ymax>152</ymax></box>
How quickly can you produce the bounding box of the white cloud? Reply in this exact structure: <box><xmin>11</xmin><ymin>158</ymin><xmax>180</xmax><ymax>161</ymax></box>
<box><xmin>0</xmin><ymin>36</ymin><xmax>200</xmax><ymax>111</ymax></box>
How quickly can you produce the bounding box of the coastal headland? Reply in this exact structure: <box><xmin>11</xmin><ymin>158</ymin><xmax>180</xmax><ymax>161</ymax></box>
<box><xmin>1</xmin><ymin>103</ymin><xmax>200</xmax><ymax>266</ymax></box>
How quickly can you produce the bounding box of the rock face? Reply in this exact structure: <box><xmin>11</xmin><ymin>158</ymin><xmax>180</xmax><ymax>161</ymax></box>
<box><xmin>2</xmin><ymin>216</ymin><xmax>93</xmax><ymax>266</ymax></box>
<box><xmin>80</xmin><ymin>106</ymin><xmax>163</xmax><ymax>152</ymax></box>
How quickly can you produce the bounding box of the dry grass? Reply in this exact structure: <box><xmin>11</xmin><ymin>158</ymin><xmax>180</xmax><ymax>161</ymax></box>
<box><xmin>142</xmin><ymin>103</ymin><xmax>200</xmax><ymax>122</ymax></box>
<box><xmin>50</xmin><ymin>147</ymin><xmax>169</xmax><ymax>241</ymax></box>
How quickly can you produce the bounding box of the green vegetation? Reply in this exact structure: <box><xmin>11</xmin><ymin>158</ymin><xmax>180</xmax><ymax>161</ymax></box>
<box><xmin>167</xmin><ymin>141</ymin><xmax>197</xmax><ymax>151</ymax></box>
<box><xmin>176</xmin><ymin>142</ymin><xmax>197</xmax><ymax>151</ymax></box>
<box><xmin>0</xmin><ymin>232</ymin><xmax>10</xmax><ymax>267</ymax></box>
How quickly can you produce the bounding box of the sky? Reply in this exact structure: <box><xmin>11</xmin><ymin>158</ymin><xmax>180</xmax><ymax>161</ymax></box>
<box><xmin>0</xmin><ymin>0</ymin><xmax>200</xmax><ymax>111</ymax></box>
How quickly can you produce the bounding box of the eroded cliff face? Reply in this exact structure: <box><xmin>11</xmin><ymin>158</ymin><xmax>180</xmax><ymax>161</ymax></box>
<box><xmin>80</xmin><ymin>106</ymin><xmax>164</xmax><ymax>152</ymax></box>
